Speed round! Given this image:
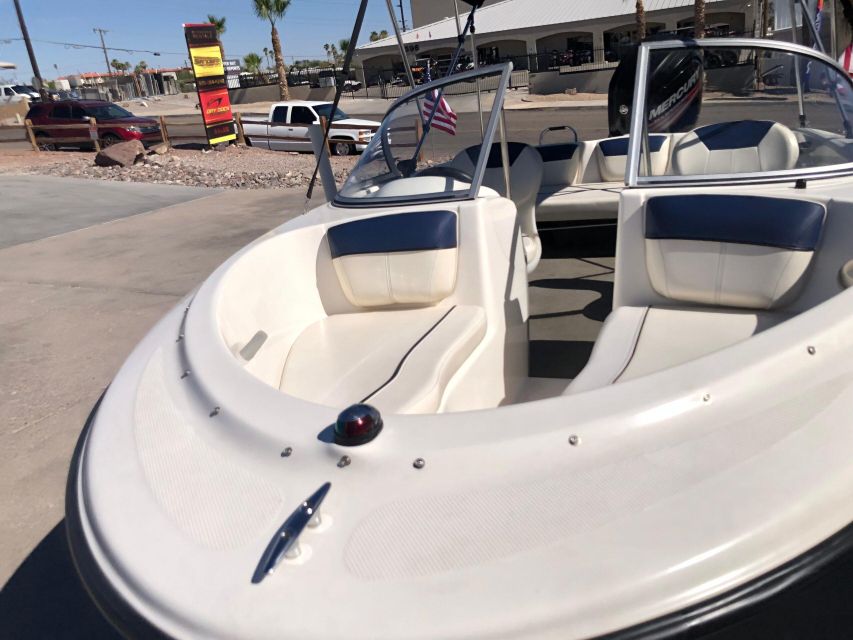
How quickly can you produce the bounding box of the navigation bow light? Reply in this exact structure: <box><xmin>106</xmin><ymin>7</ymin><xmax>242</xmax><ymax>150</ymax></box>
<box><xmin>334</xmin><ymin>404</ymin><xmax>383</xmax><ymax>446</ymax></box>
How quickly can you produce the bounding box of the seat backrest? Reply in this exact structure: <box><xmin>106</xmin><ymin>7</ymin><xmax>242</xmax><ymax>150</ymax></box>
<box><xmin>536</xmin><ymin>143</ymin><xmax>581</xmax><ymax>189</ymax></box>
<box><xmin>595</xmin><ymin>134</ymin><xmax>670</xmax><ymax>182</ymax></box>
<box><xmin>670</xmin><ymin>120</ymin><xmax>799</xmax><ymax>175</ymax></box>
<box><xmin>451</xmin><ymin>142</ymin><xmax>544</xmax><ymax>271</ymax></box>
<box><xmin>645</xmin><ymin>194</ymin><xmax>825</xmax><ymax>309</ymax></box>
<box><xmin>327</xmin><ymin>210</ymin><xmax>458</xmax><ymax>308</ymax></box>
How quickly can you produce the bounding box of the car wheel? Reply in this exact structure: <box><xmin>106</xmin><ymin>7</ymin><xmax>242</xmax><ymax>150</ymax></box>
<box><xmin>333</xmin><ymin>141</ymin><xmax>353</xmax><ymax>157</ymax></box>
<box><xmin>35</xmin><ymin>134</ymin><xmax>56</xmax><ymax>151</ymax></box>
<box><xmin>101</xmin><ymin>133</ymin><xmax>120</xmax><ymax>148</ymax></box>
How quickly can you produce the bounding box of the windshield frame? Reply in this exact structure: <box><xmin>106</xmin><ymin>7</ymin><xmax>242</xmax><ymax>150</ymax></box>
<box><xmin>626</xmin><ymin>38</ymin><xmax>853</xmax><ymax>188</ymax></box>
<box><xmin>333</xmin><ymin>62</ymin><xmax>513</xmax><ymax>208</ymax></box>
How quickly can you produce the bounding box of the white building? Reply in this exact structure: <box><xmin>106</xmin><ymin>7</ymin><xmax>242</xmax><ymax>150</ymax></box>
<box><xmin>357</xmin><ymin>0</ymin><xmax>755</xmax><ymax>88</ymax></box>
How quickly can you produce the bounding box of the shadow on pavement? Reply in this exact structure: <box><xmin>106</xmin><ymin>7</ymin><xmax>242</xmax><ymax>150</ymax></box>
<box><xmin>0</xmin><ymin>521</ymin><xmax>120</xmax><ymax>640</ymax></box>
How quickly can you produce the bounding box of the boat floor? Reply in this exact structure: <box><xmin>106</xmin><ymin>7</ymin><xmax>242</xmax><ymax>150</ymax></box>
<box><xmin>522</xmin><ymin>225</ymin><xmax>616</xmax><ymax>401</ymax></box>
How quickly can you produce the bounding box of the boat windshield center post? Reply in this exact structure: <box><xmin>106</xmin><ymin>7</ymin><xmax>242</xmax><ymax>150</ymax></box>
<box><xmin>788</xmin><ymin>0</ymin><xmax>808</xmax><ymax>126</ymax></box>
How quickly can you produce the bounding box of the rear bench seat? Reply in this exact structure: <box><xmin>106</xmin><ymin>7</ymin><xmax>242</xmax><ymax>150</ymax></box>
<box><xmin>568</xmin><ymin>194</ymin><xmax>825</xmax><ymax>393</ymax></box>
<box><xmin>536</xmin><ymin>135</ymin><xmax>670</xmax><ymax>223</ymax></box>
<box><xmin>279</xmin><ymin>210</ymin><xmax>486</xmax><ymax>414</ymax></box>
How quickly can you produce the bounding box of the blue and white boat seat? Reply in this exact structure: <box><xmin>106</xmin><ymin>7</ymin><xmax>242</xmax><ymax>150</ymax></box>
<box><xmin>451</xmin><ymin>142</ymin><xmax>544</xmax><ymax>270</ymax></box>
<box><xmin>536</xmin><ymin>135</ymin><xmax>670</xmax><ymax>224</ymax></box>
<box><xmin>670</xmin><ymin>120</ymin><xmax>799</xmax><ymax>176</ymax></box>
<box><xmin>568</xmin><ymin>194</ymin><xmax>825</xmax><ymax>393</ymax></box>
<box><xmin>535</xmin><ymin>122</ymin><xmax>800</xmax><ymax>224</ymax></box>
<box><xmin>279</xmin><ymin>211</ymin><xmax>486</xmax><ymax>413</ymax></box>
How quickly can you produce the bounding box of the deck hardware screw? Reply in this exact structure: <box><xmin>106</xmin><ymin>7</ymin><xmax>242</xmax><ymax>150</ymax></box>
<box><xmin>568</xmin><ymin>435</ymin><xmax>580</xmax><ymax>446</ymax></box>
<box><xmin>180</xmin><ymin>370</ymin><xmax>190</xmax><ymax>379</ymax></box>
<box><xmin>337</xmin><ymin>455</ymin><xmax>351</xmax><ymax>468</ymax></box>
<box><xmin>703</xmin><ymin>393</ymin><xmax>711</xmax><ymax>402</ymax></box>
<box><xmin>176</xmin><ymin>333</ymin><xmax>184</xmax><ymax>342</ymax></box>
<box><xmin>209</xmin><ymin>406</ymin><xmax>220</xmax><ymax>417</ymax></box>
<box><xmin>280</xmin><ymin>447</ymin><xmax>293</xmax><ymax>457</ymax></box>
<box><xmin>807</xmin><ymin>346</ymin><xmax>816</xmax><ymax>355</ymax></box>
<box><xmin>413</xmin><ymin>458</ymin><xmax>426</xmax><ymax>469</ymax></box>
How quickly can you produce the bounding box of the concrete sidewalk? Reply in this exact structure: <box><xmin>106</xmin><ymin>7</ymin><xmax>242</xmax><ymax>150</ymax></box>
<box><xmin>0</xmin><ymin>184</ymin><xmax>321</xmax><ymax>638</ymax></box>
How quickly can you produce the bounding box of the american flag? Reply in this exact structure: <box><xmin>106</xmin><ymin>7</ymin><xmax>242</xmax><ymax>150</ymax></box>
<box><xmin>423</xmin><ymin>64</ymin><xmax>457</xmax><ymax>135</ymax></box>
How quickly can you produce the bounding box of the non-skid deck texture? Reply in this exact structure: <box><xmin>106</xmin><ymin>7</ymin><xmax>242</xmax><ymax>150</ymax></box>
<box><xmin>529</xmin><ymin>226</ymin><xmax>616</xmax><ymax>380</ymax></box>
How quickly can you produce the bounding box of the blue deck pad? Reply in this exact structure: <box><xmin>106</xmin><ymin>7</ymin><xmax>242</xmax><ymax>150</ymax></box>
<box><xmin>328</xmin><ymin>210</ymin><xmax>458</xmax><ymax>258</ymax></box>
<box><xmin>646</xmin><ymin>195</ymin><xmax>825</xmax><ymax>251</ymax></box>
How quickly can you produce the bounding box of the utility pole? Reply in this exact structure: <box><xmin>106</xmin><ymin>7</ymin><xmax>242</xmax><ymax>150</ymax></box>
<box><xmin>397</xmin><ymin>0</ymin><xmax>408</xmax><ymax>31</ymax></box>
<box><xmin>93</xmin><ymin>28</ymin><xmax>112</xmax><ymax>76</ymax></box>
<box><xmin>12</xmin><ymin>0</ymin><xmax>48</xmax><ymax>101</ymax></box>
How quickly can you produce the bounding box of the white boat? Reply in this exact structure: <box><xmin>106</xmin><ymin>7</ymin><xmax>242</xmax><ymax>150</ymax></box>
<box><xmin>67</xmin><ymin>21</ymin><xmax>853</xmax><ymax>640</ymax></box>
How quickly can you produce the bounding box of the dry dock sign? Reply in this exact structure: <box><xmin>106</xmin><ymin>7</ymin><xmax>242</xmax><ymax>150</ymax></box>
<box><xmin>183</xmin><ymin>23</ymin><xmax>237</xmax><ymax>146</ymax></box>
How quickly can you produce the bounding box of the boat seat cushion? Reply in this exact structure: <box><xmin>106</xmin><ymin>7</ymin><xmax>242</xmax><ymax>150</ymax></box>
<box><xmin>327</xmin><ymin>210</ymin><xmax>458</xmax><ymax>308</ymax></box>
<box><xmin>595</xmin><ymin>135</ymin><xmax>670</xmax><ymax>182</ymax></box>
<box><xmin>670</xmin><ymin>120</ymin><xmax>799</xmax><ymax>175</ymax></box>
<box><xmin>536</xmin><ymin>182</ymin><xmax>621</xmax><ymax>223</ymax></box>
<box><xmin>537</xmin><ymin>143</ymin><xmax>581</xmax><ymax>189</ymax></box>
<box><xmin>645</xmin><ymin>195</ymin><xmax>825</xmax><ymax>309</ymax></box>
<box><xmin>566</xmin><ymin>305</ymin><xmax>787</xmax><ymax>394</ymax></box>
<box><xmin>280</xmin><ymin>306</ymin><xmax>486</xmax><ymax>413</ymax></box>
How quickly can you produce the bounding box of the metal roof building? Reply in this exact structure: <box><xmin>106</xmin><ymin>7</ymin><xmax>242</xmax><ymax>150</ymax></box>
<box><xmin>356</xmin><ymin>0</ymin><xmax>753</xmax><ymax>85</ymax></box>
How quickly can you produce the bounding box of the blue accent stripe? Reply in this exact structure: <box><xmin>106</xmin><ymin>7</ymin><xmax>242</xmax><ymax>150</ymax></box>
<box><xmin>328</xmin><ymin>210</ymin><xmax>457</xmax><ymax>259</ymax></box>
<box><xmin>599</xmin><ymin>135</ymin><xmax>666</xmax><ymax>156</ymax></box>
<box><xmin>646</xmin><ymin>195</ymin><xmax>825</xmax><ymax>251</ymax></box>
<box><xmin>695</xmin><ymin>120</ymin><xmax>774</xmax><ymax>150</ymax></box>
<box><xmin>466</xmin><ymin>142</ymin><xmax>528</xmax><ymax>168</ymax></box>
<box><xmin>537</xmin><ymin>143</ymin><xmax>578</xmax><ymax>162</ymax></box>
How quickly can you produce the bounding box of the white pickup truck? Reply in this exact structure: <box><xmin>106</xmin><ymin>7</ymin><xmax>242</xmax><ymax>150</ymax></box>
<box><xmin>242</xmin><ymin>100</ymin><xmax>380</xmax><ymax>156</ymax></box>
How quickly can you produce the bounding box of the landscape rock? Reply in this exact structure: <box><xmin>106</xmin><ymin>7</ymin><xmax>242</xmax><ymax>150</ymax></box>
<box><xmin>94</xmin><ymin>140</ymin><xmax>145</xmax><ymax>168</ymax></box>
<box><xmin>148</xmin><ymin>142</ymin><xmax>170</xmax><ymax>155</ymax></box>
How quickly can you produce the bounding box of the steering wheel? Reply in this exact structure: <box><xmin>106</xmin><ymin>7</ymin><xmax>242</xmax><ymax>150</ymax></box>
<box><xmin>381</xmin><ymin>126</ymin><xmax>403</xmax><ymax>177</ymax></box>
<box><xmin>414</xmin><ymin>165</ymin><xmax>474</xmax><ymax>183</ymax></box>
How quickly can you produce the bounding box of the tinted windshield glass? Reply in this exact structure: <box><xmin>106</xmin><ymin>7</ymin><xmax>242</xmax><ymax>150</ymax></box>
<box><xmin>633</xmin><ymin>43</ymin><xmax>853</xmax><ymax>181</ymax></box>
<box><xmin>314</xmin><ymin>104</ymin><xmax>348</xmax><ymax>121</ymax></box>
<box><xmin>84</xmin><ymin>104</ymin><xmax>134</xmax><ymax>120</ymax></box>
<box><xmin>336</xmin><ymin>65</ymin><xmax>507</xmax><ymax>205</ymax></box>
<box><xmin>12</xmin><ymin>85</ymin><xmax>31</xmax><ymax>93</ymax></box>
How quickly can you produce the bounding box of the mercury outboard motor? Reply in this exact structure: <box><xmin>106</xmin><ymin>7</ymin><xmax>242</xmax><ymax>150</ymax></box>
<box><xmin>608</xmin><ymin>43</ymin><xmax>704</xmax><ymax>136</ymax></box>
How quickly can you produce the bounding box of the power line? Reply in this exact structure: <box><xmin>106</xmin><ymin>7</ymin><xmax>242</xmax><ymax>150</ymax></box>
<box><xmin>0</xmin><ymin>35</ymin><xmax>184</xmax><ymax>56</ymax></box>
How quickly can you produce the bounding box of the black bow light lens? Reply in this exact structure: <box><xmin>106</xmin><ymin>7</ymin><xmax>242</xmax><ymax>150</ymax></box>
<box><xmin>334</xmin><ymin>404</ymin><xmax>383</xmax><ymax>446</ymax></box>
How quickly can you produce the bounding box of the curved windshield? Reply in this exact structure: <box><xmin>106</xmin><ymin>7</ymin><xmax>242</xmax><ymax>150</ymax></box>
<box><xmin>85</xmin><ymin>103</ymin><xmax>135</xmax><ymax>120</ymax></box>
<box><xmin>336</xmin><ymin>64</ymin><xmax>509</xmax><ymax>206</ymax></box>
<box><xmin>631</xmin><ymin>41</ymin><xmax>853</xmax><ymax>183</ymax></box>
<box><xmin>314</xmin><ymin>104</ymin><xmax>348</xmax><ymax>121</ymax></box>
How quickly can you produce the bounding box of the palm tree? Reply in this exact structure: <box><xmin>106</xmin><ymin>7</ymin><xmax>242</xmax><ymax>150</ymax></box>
<box><xmin>253</xmin><ymin>0</ymin><xmax>292</xmax><ymax>100</ymax></box>
<box><xmin>368</xmin><ymin>29</ymin><xmax>389</xmax><ymax>42</ymax></box>
<box><xmin>339</xmin><ymin>38</ymin><xmax>351</xmax><ymax>60</ymax></box>
<box><xmin>263</xmin><ymin>46</ymin><xmax>272</xmax><ymax>71</ymax></box>
<box><xmin>694</xmin><ymin>0</ymin><xmax>705</xmax><ymax>38</ymax></box>
<box><xmin>635</xmin><ymin>1</ymin><xmax>646</xmax><ymax>41</ymax></box>
<box><xmin>243</xmin><ymin>52</ymin><xmax>263</xmax><ymax>78</ymax></box>
<box><xmin>207</xmin><ymin>14</ymin><xmax>227</xmax><ymax>58</ymax></box>
<box><xmin>134</xmin><ymin>60</ymin><xmax>148</xmax><ymax>96</ymax></box>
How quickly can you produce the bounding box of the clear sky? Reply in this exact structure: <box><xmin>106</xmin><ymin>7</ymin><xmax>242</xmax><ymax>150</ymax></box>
<box><xmin>0</xmin><ymin>0</ymin><xmax>403</xmax><ymax>81</ymax></box>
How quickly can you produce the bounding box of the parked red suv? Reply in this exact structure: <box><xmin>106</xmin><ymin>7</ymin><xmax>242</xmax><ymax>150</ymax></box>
<box><xmin>26</xmin><ymin>100</ymin><xmax>161</xmax><ymax>149</ymax></box>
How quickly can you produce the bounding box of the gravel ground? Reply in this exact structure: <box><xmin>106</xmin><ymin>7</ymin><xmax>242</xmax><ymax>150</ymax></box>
<box><xmin>0</xmin><ymin>145</ymin><xmax>358</xmax><ymax>190</ymax></box>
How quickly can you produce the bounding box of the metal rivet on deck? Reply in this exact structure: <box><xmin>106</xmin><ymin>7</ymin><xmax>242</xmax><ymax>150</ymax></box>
<box><xmin>176</xmin><ymin>333</ymin><xmax>184</xmax><ymax>342</ymax></box>
<box><xmin>807</xmin><ymin>346</ymin><xmax>816</xmax><ymax>355</ymax></box>
<box><xmin>180</xmin><ymin>370</ymin><xmax>190</xmax><ymax>379</ymax></box>
<box><xmin>337</xmin><ymin>455</ymin><xmax>351</xmax><ymax>468</ymax></box>
<box><xmin>209</xmin><ymin>406</ymin><xmax>220</xmax><ymax>417</ymax></box>
<box><xmin>568</xmin><ymin>435</ymin><xmax>580</xmax><ymax>446</ymax></box>
<box><xmin>413</xmin><ymin>458</ymin><xmax>426</xmax><ymax>469</ymax></box>
<box><xmin>280</xmin><ymin>447</ymin><xmax>293</xmax><ymax>458</ymax></box>
<box><xmin>702</xmin><ymin>393</ymin><xmax>711</xmax><ymax>402</ymax></box>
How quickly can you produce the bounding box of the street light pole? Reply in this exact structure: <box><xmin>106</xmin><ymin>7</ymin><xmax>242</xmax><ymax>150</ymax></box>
<box><xmin>12</xmin><ymin>0</ymin><xmax>48</xmax><ymax>101</ymax></box>
<box><xmin>93</xmin><ymin>28</ymin><xmax>112</xmax><ymax>76</ymax></box>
